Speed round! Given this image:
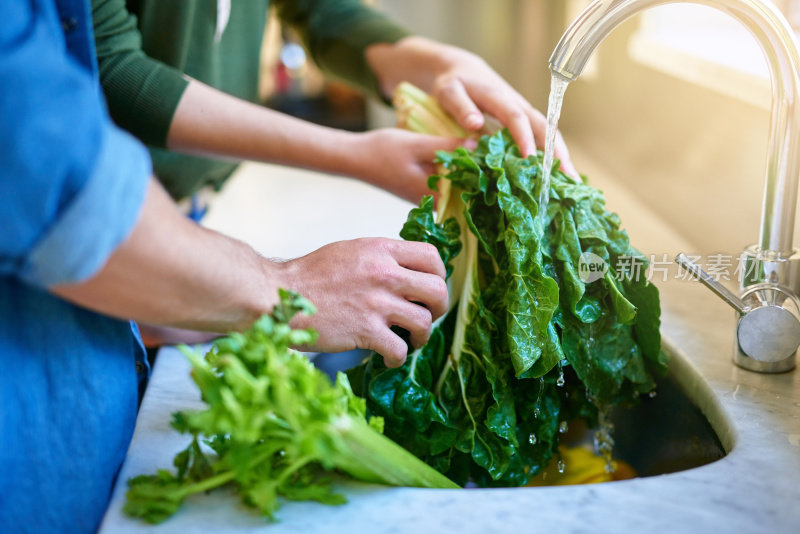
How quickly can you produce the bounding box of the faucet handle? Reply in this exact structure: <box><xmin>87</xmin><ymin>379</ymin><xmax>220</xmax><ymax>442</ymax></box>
<box><xmin>674</xmin><ymin>253</ymin><xmax>749</xmax><ymax>314</ymax></box>
<box><xmin>675</xmin><ymin>252</ymin><xmax>800</xmax><ymax>372</ymax></box>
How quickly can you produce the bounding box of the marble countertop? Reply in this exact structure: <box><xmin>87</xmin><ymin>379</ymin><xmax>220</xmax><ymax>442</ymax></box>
<box><xmin>99</xmin><ymin>158</ymin><xmax>800</xmax><ymax>533</ymax></box>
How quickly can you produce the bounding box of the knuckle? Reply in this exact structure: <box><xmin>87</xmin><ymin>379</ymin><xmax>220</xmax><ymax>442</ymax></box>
<box><xmin>412</xmin><ymin>304</ymin><xmax>433</xmax><ymax>330</ymax></box>
<box><xmin>432</xmin><ymin>277</ymin><xmax>449</xmax><ymax>306</ymax></box>
<box><xmin>433</xmin><ymin>76</ymin><xmax>459</xmax><ymax>95</ymax></box>
<box><xmin>375</xmin><ymin>237</ymin><xmax>398</xmax><ymax>257</ymax></box>
<box><xmin>528</xmin><ymin>106</ymin><xmax>546</xmax><ymax>122</ymax></box>
<box><xmin>360</xmin><ymin>256</ymin><xmax>395</xmax><ymax>285</ymax></box>
<box><xmin>377</xmin><ymin>265</ymin><xmax>402</xmax><ymax>288</ymax></box>
<box><xmin>482</xmin><ymin>85</ymin><xmax>503</xmax><ymax>102</ymax></box>
<box><xmin>357</xmin><ymin>320</ymin><xmax>387</xmax><ymax>350</ymax></box>
<box><xmin>506</xmin><ymin>108</ymin><xmax>527</xmax><ymax>124</ymax></box>
<box><xmin>362</xmin><ymin>290</ymin><xmax>389</xmax><ymax>314</ymax></box>
<box><xmin>420</xmin><ymin>241</ymin><xmax>440</xmax><ymax>261</ymax></box>
<box><xmin>385</xmin><ymin>352</ymin><xmax>407</xmax><ymax>368</ymax></box>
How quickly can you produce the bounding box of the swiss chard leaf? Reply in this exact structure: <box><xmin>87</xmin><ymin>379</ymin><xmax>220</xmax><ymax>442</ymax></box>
<box><xmin>349</xmin><ymin>129</ymin><xmax>666</xmax><ymax>487</ymax></box>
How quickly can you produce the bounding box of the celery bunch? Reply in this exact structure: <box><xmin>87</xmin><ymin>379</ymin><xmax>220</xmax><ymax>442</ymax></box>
<box><xmin>124</xmin><ymin>290</ymin><xmax>457</xmax><ymax>524</ymax></box>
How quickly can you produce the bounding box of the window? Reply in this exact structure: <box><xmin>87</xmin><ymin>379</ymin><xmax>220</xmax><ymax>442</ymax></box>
<box><xmin>627</xmin><ymin>0</ymin><xmax>800</xmax><ymax>108</ymax></box>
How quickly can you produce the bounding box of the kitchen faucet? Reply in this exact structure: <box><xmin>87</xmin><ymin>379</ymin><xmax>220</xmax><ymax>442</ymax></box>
<box><xmin>550</xmin><ymin>0</ymin><xmax>800</xmax><ymax>372</ymax></box>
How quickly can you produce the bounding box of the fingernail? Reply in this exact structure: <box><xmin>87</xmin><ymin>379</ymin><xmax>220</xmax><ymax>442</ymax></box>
<box><xmin>464</xmin><ymin>113</ymin><xmax>483</xmax><ymax>129</ymax></box>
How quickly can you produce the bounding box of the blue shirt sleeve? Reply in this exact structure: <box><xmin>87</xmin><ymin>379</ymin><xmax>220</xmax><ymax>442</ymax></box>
<box><xmin>0</xmin><ymin>0</ymin><xmax>151</xmax><ymax>287</ymax></box>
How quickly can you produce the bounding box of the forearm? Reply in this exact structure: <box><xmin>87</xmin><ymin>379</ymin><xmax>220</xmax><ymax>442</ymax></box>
<box><xmin>49</xmin><ymin>177</ymin><xmax>451</xmax><ymax>365</ymax></box>
<box><xmin>52</xmin><ymin>179</ymin><xmax>281</xmax><ymax>333</ymax></box>
<box><xmin>167</xmin><ymin>79</ymin><xmax>367</xmax><ymax>179</ymax></box>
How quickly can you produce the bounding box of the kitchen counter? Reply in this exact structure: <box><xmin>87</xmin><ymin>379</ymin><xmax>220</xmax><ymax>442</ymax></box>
<box><xmin>99</xmin><ymin>156</ymin><xmax>800</xmax><ymax>533</ymax></box>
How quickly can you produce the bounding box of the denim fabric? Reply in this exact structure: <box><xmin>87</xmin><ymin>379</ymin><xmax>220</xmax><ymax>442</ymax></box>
<box><xmin>0</xmin><ymin>0</ymin><xmax>151</xmax><ymax>532</ymax></box>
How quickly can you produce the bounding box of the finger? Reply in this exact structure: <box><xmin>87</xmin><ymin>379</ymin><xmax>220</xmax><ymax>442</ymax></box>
<box><xmin>522</xmin><ymin>104</ymin><xmax>580</xmax><ymax>178</ymax></box>
<box><xmin>503</xmin><ymin>108</ymin><xmax>537</xmax><ymax>158</ymax></box>
<box><xmin>554</xmin><ymin>131</ymin><xmax>580</xmax><ymax>179</ymax></box>
<box><xmin>388</xmin><ymin>301</ymin><xmax>433</xmax><ymax>349</ymax></box>
<box><xmin>388</xmin><ymin>241</ymin><xmax>447</xmax><ymax>280</ymax></box>
<box><xmin>370</xmin><ymin>328</ymin><xmax>409</xmax><ymax>368</ymax></box>
<box><xmin>472</xmin><ymin>90</ymin><xmax>536</xmax><ymax>157</ymax></box>
<box><xmin>399</xmin><ymin>271</ymin><xmax>449</xmax><ymax>320</ymax></box>
<box><xmin>434</xmin><ymin>78</ymin><xmax>484</xmax><ymax>132</ymax></box>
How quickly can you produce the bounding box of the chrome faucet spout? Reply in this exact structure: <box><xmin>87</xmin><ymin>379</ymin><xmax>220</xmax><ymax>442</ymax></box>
<box><xmin>551</xmin><ymin>0</ymin><xmax>800</xmax><ymax>372</ymax></box>
<box><xmin>550</xmin><ymin>0</ymin><xmax>800</xmax><ymax>257</ymax></box>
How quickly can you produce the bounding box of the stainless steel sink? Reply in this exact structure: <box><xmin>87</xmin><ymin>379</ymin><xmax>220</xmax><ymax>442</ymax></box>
<box><xmin>608</xmin><ymin>350</ymin><xmax>727</xmax><ymax>477</ymax></box>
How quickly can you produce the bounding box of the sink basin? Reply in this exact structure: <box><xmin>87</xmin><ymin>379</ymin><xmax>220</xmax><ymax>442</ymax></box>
<box><xmin>607</xmin><ymin>348</ymin><xmax>728</xmax><ymax>477</ymax></box>
<box><xmin>313</xmin><ymin>337</ymin><xmax>731</xmax><ymax>484</ymax></box>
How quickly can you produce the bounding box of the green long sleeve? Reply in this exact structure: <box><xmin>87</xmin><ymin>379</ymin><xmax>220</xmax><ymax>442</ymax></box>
<box><xmin>272</xmin><ymin>0</ymin><xmax>410</xmax><ymax>98</ymax></box>
<box><xmin>91</xmin><ymin>0</ymin><xmax>411</xmax><ymax>200</ymax></box>
<box><xmin>92</xmin><ymin>0</ymin><xmax>190</xmax><ymax>148</ymax></box>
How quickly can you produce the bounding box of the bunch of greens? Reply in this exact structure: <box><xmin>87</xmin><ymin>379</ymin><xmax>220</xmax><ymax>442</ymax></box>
<box><xmin>348</xmin><ymin>129</ymin><xmax>667</xmax><ymax>487</ymax></box>
<box><xmin>124</xmin><ymin>290</ymin><xmax>458</xmax><ymax>524</ymax></box>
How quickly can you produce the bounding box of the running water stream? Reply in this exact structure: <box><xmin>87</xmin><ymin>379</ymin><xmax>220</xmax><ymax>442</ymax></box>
<box><xmin>540</xmin><ymin>74</ymin><xmax>621</xmax><ymax>473</ymax></box>
<box><xmin>539</xmin><ymin>74</ymin><xmax>570</xmax><ymax>215</ymax></box>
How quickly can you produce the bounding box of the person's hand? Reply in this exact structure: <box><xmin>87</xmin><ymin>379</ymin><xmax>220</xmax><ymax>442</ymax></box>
<box><xmin>429</xmin><ymin>47</ymin><xmax>578</xmax><ymax>176</ymax></box>
<box><xmin>279</xmin><ymin>238</ymin><xmax>448</xmax><ymax>367</ymax></box>
<box><xmin>353</xmin><ymin>128</ymin><xmax>473</xmax><ymax>205</ymax></box>
<box><xmin>367</xmin><ymin>36</ymin><xmax>579</xmax><ymax>178</ymax></box>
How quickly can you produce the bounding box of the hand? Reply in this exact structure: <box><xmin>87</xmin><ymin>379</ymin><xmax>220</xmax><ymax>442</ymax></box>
<box><xmin>430</xmin><ymin>47</ymin><xmax>578</xmax><ymax>176</ymax></box>
<box><xmin>367</xmin><ymin>37</ymin><xmax>579</xmax><ymax>178</ymax></box>
<box><xmin>353</xmin><ymin>128</ymin><xmax>472</xmax><ymax>205</ymax></box>
<box><xmin>279</xmin><ymin>238</ymin><xmax>449</xmax><ymax>367</ymax></box>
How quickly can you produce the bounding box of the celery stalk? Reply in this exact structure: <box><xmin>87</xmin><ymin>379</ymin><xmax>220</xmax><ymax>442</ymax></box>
<box><xmin>330</xmin><ymin>415</ymin><xmax>460</xmax><ymax>489</ymax></box>
<box><xmin>124</xmin><ymin>290</ymin><xmax>459</xmax><ymax>525</ymax></box>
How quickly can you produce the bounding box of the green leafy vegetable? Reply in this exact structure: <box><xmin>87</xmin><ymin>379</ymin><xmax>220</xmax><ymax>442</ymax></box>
<box><xmin>348</xmin><ymin>130</ymin><xmax>667</xmax><ymax>487</ymax></box>
<box><xmin>124</xmin><ymin>289</ymin><xmax>458</xmax><ymax>524</ymax></box>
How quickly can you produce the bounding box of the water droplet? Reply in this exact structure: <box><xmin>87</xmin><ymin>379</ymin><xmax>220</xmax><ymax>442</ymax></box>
<box><xmin>533</xmin><ymin>378</ymin><xmax>545</xmax><ymax>419</ymax></box>
<box><xmin>604</xmin><ymin>461</ymin><xmax>615</xmax><ymax>474</ymax></box>
<box><xmin>649</xmin><ymin>390</ymin><xmax>657</xmax><ymax>398</ymax></box>
<box><xmin>559</xmin><ymin>420</ymin><xmax>569</xmax><ymax>433</ymax></box>
<box><xmin>557</xmin><ymin>460</ymin><xmax>566</xmax><ymax>474</ymax></box>
<box><xmin>528</xmin><ymin>433</ymin><xmax>538</xmax><ymax>445</ymax></box>
<box><xmin>556</xmin><ymin>369</ymin><xmax>565</xmax><ymax>387</ymax></box>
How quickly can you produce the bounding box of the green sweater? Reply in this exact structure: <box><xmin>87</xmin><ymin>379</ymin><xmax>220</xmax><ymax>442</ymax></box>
<box><xmin>92</xmin><ymin>0</ymin><xmax>410</xmax><ymax>200</ymax></box>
